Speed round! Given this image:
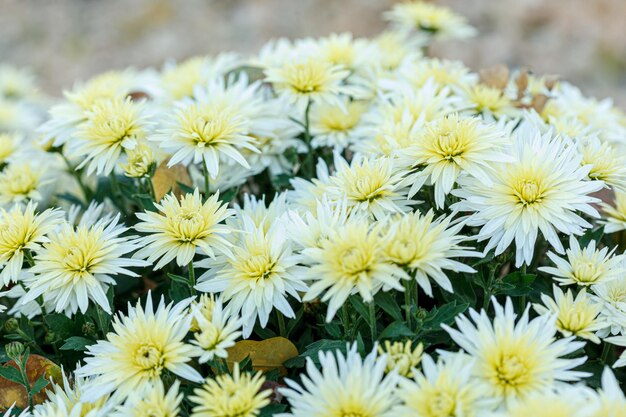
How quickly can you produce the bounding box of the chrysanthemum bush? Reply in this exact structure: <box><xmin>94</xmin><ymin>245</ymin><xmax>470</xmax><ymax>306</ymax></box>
<box><xmin>1</xmin><ymin>1</ymin><xmax>626</xmax><ymax>416</ymax></box>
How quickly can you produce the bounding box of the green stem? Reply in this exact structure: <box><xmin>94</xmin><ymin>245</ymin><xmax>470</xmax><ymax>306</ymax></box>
<box><xmin>95</xmin><ymin>304</ymin><xmax>110</xmax><ymax>337</ymax></box>
<box><xmin>404</xmin><ymin>280</ymin><xmax>412</xmax><ymax>329</ymax></box>
<box><xmin>24</xmin><ymin>249</ymin><xmax>36</xmax><ymax>267</ymax></box>
<box><xmin>202</xmin><ymin>155</ymin><xmax>210</xmax><ymax>198</ymax></box>
<box><xmin>369</xmin><ymin>301</ymin><xmax>377</xmax><ymax>343</ymax></box>
<box><xmin>341</xmin><ymin>302</ymin><xmax>351</xmax><ymax>339</ymax></box>
<box><xmin>61</xmin><ymin>153</ymin><xmax>92</xmax><ymax>201</ymax></box>
<box><xmin>601</xmin><ymin>342</ymin><xmax>612</xmax><ymax>363</ymax></box>
<box><xmin>277</xmin><ymin>311</ymin><xmax>287</xmax><ymax>337</ymax></box>
<box><xmin>188</xmin><ymin>261</ymin><xmax>197</xmax><ymax>295</ymax></box>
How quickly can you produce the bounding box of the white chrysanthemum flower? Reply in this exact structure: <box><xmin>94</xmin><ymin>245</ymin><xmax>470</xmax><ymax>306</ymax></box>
<box><xmin>0</xmin><ymin>202</ymin><xmax>63</xmax><ymax>285</ymax></box>
<box><xmin>383</xmin><ymin>210</ymin><xmax>480</xmax><ymax>296</ymax></box>
<box><xmin>190</xmin><ymin>364</ymin><xmax>271</xmax><ymax>417</ymax></box>
<box><xmin>383</xmin><ymin>58</ymin><xmax>477</xmax><ymax>93</ymax></box>
<box><xmin>578</xmin><ymin>136</ymin><xmax>626</xmax><ymax>191</ymax></box>
<box><xmin>493</xmin><ymin>384</ymin><xmax>596</xmax><ymax>417</ymax></box>
<box><xmin>134</xmin><ymin>189</ymin><xmax>233</xmax><ymax>269</ymax></box>
<box><xmin>538</xmin><ymin>236</ymin><xmax>626</xmax><ymax>286</ymax></box>
<box><xmin>232</xmin><ymin>193</ymin><xmax>290</xmax><ymax>234</ymax></box>
<box><xmin>589</xmin><ymin>367</ymin><xmax>626</xmax><ymax>417</ymax></box>
<box><xmin>0</xmin><ymin>132</ymin><xmax>21</xmax><ymax>164</ymax></box>
<box><xmin>400</xmin><ymin>114</ymin><xmax>511</xmax><ymax>207</ymax></box>
<box><xmin>77</xmin><ymin>294</ymin><xmax>203</xmax><ymax>400</ymax></box>
<box><xmin>0</xmin><ymin>65</ymin><xmax>39</xmax><ymax>100</ymax></box>
<box><xmin>160</xmin><ymin>54</ymin><xmax>240</xmax><ymax>101</ymax></box>
<box><xmin>153</xmin><ymin>93</ymin><xmax>258</xmax><ymax>179</ymax></box>
<box><xmin>263</xmin><ymin>52</ymin><xmax>350</xmax><ymax>112</ymax></box>
<box><xmin>327</xmin><ymin>154</ymin><xmax>412</xmax><ymax>220</ymax></box>
<box><xmin>301</xmin><ymin>219</ymin><xmax>408</xmax><ymax>321</ymax></box>
<box><xmin>286</xmin><ymin>158</ymin><xmax>333</xmax><ymax>213</ymax></box>
<box><xmin>314</xmin><ymin>32</ymin><xmax>373</xmax><ymax>73</ymax></box>
<box><xmin>112</xmin><ymin>380</ymin><xmax>182</xmax><ymax>417</ymax></box>
<box><xmin>601</xmin><ymin>190</ymin><xmax>626</xmax><ymax>233</ymax></box>
<box><xmin>38</xmin><ymin>70</ymin><xmax>139</xmax><ymax>147</ymax></box>
<box><xmin>119</xmin><ymin>139</ymin><xmax>155</xmax><ymax>178</ymax></box>
<box><xmin>286</xmin><ymin>197</ymin><xmax>352</xmax><ymax>251</ymax></box>
<box><xmin>22</xmin><ymin>215</ymin><xmax>146</xmax><ymax>316</ymax></box>
<box><xmin>69</xmin><ymin>96</ymin><xmax>152</xmax><ymax>176</ymax></box>
<box><xmin>534</xmin><ymin>285</ymin><xmax>607</xmax><ymax>343</ymax></box>
<box><xmin>0</xmin><ymin>160</ymin><xmax>51</xmax><ymax>205</ymax></box>
<box><xmin>32</xmin><ymin>373</ymin><xmax>115</xmax><ymax>417</ymax></box>
<box><xmin>309</xmin><ymin>99</ymin><xmax>367</xmax><ymax>151</ymax></box>
<box><xmin>195</xmin><ymin>215</ymin><xmax>307</xmax><ymax>337</ymax></box>
<box><xmin>394</xmin><ymin>353</ymin><xmax>496</xmax><ymax>417</ymax></box>
<box><xmin>442</xmin><ymin>298</ymin><xmax>589</xmax><ymax>405</ymax></box>
<box><xmin>191</xmin><ymin>298</ymin><xmax>243</xmax><ymax>363</ymax></box>
<box><xmin>452</xmin><ymin>126</ymin><xmax>603</xmax><ymax>267</ymax></box>
<box><xmin>278</xmin><ymin>345</ymin><xmax>400</xmax><ymax>417</ymax></box>
<box><xmin>384</xmin><ymin>0</ymin><xmax>476</xmax><ymax>40</ymax></box>
<box><xmin>591</xmin><ymin>275</ymin><xmax>626</xmax><ymax>337</ymax></box>
<box><xmin>377</xmin><ymin>340</ymin><xmax>423</xmax><ymax>377</ymax></box>
<box><xmin>462</xmin><ymin>83</ymin><xmax>519</xmax><ymax>119</ymax></box>
<box><xmin>372</xmin><ymin>30</ymin><xmax>422</xmax><ymax>72</ymax></box>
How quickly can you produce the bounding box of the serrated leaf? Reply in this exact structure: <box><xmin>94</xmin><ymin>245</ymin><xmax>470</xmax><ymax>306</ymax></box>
<box><xmin>380</xmin><ymin>321</ymin><xmax>413</xmax><ymax>339</ymax></box>
<box><xmin>421</xmin><ymin>302</ymin><xmax>469</xmax><ymax>332</ymax></box>
<box><xmin>284</xmin><ymin>339</ymin><xmax>347</xmax><ymax>368</ymax></box>
<box><xmin>0</xmin><ymin>367</ymin><xmax>23</xmax><ymax>385</ymax></box>
<box><xmin>60</xmin><ymin>336</ymin><xmax>93</xmax><ymax>351</ymax></box>
<box><xmin>374</xmin><ymin>292</ymin><xmax>402</xmax><ymax>321</ymax></box>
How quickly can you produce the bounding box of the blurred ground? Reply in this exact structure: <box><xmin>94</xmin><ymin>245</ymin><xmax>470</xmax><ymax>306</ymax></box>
<box><xmin>1</xmin><ymin>0</ymin><xmax>625</xmax><ymax>108</ymax></box>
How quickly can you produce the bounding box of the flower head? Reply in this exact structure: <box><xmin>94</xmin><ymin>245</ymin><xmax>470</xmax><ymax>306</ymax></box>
<box><xmin>452</xmin><ymin>127</ymin><xmax>603</xmax><ymax>267</ymax></box>
<box><xmin>278</xmin><ymin>345</ymin><xmax>399</xmax><ymax>417</ymax></box>
<box><xmin>0</xmin><ymin>202</ymin><xmax>63</xmax><ymax>285</ymax></box>
<box><xmin>302</xmin><ymin>218</ymin><xmax>408</xmax><ymax>321</ymax></box>
<box><xmin>534</xmin><ymin>285</ymin><xmax>606</xmax><ymax>343</ymax></box>
<box><xmin>71</xmin><ymin>96</ymin><xmax>151</xmax><ymax>175</ymax></box>
<box><xmin>383</xmin><ymin>210</ymin><xmax>479</xmax><ymax>296</ymax></box>
<box><xmin>0</xmin><ymin>161</ymin><xmax>49</xmax><ymax>205</ymax></box>
<box><xmin>23</xmin><ymin>215</ymin><xmax>147</xmax><ymax>316</ymax></box>
<box><xmin>601</xmin><ymin>190</ymin><xmax>626</xmax><ymax>233</ymax></box>
<box><xmin>195</xmin><ymin>216</ymin><xmax>307</xmax><ymax>337</ymax></box>
<box><xmin>112</xmin><ymin>380</ymin><xmax>183</xmax><ymax>417</ymax></box>
<box><xmin>377</xmin><ymin>340</ymin><xmax>423</xmax><ymax>377</ymax></box>
<box><xmin>134</xmin><ymin>189</ymin><xmax>233</xmax><ymax>269</ymax></box>
<box><xmin>190</xmin><ymin>364</ymin><xmax>271</xmax><ymax>417</ymax></box>
<box><xmin>400</xmin><ymin>114</ymin><xmax>511</xmax><ymax>207</ymax></box>
<box><xmin>442</xmin><ymin>298</ymin><xmax>588</xmax><ymax>405</ymax></box>
<box><xmin>78</xmin><ymin>294</ymin><xmax>202</xmax><ymax>400</ymax></box>
<box><xmin>191</xmin><ymin>297</ymin><xmax>243</xmax><ymax>363</ymax></box>
<box><xmin>538</xmin><ymin>236</ymin><xmax>626</xmax><ymax>286</ymax></box>
<box><xmin>384</xmin><ymin>1</ymin><xmax>476</xmax><ymax>39</ymax></box>
<box><xmin>393</xmin><ymin>353</ymin><xmax>495</xmax><ymax>417</ymax></box>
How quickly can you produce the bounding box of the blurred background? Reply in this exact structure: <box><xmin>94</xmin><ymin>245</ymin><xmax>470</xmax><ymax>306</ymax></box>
<box><xmin>1</xmin><ymin>0</ymin><xmax>625</xmax><ymax>107</ymax></box>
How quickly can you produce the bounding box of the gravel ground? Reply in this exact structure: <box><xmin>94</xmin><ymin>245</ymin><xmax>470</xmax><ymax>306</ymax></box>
<box><xmin>1</xmin><ymin>0</ymin><xmax>625</xmax><ymax>107</ymax></box>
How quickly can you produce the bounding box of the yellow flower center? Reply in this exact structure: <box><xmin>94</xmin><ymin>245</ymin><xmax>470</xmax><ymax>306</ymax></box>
<box><xmin>514</xmin><ymin>179</ymin><xmax>543</xmax><ymax>206</ymax></box>
<box><xmin>62</xmin><ymin>246</ymin><xmax>94</xmax><ymax>276</ymax></box>
<box><xmin>494</xmin><ymin>353</ymin><xmax>529</xmax><ymax>387</ymax></box>
<box><xmin>339</xmin><ymin>246</ymin><xmax>372</xmax><ymax>277</ymax></box>
<box><xmin>427</xmin><ymin>391</ymin><xmax>456</xmax><ymax>417</ymax></box>
<box><xmin>436</xmin><ymin>131</ymin><xmax>465</xmax><ymax>159</ymax></box>
<box><xmin>239</xmin><ymin>253</ymin><xmax>277</xmax><ymax>281</ymax></box>
<box><xmin>571</xmin><ymin>260</ymin><xmax>602</xmax><ymax>284</ymax></box>
<box><xmin>135</xmin><ymin>343</ymin><xmax>165</xmax><ymax>376</ymax></box>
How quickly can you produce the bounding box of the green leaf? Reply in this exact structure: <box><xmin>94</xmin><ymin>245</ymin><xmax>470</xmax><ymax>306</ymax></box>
<box><xmin>259</xmin><ymin>404</ymin><xmax>287</xmax><ymax>417</ymax></box>
<box><xmin>60</xmin><ymin>336</ymin><xmax>94</xmax><ymax>351</ymax></box>
<box><xmin>0</xmin><ymin>366</ymin><xmax>24</xmax><ymax>385</ymax></box>
<box><xmin>30</xmin><ymin>375</ymin><xmax>50</xmax><ymax>395</ymax></box>
<box><xmin>45</xmin><ymin>314</ymin><xmax>77</xmax><ymax>339</ymax></box>
<box><xmin>374</xmin><ymin>292</ymin><xmax>403</xmax><ymax>321</ymax></box>
<box><xmin>497</xmin><ymin>272</ymin><xmax>537</xmax><ymax>296</ymax></box>
<box><xmin>284</xmin><ymin>339</ymin><xmax>348</xmax><ymax>368</ymax></box>
<box><xmin>579</xmin><ymin>226</ymin><xmax>604</xmax><ymax>248</ymax></box>
<box><xmin>349</xmin><ymin>297</ymin><xmax>372</xmax><ymax>327</ymax></box>
<box><xmin>167</xmin><ymin>273</ymin><xmax>190</xmax><ymax>286</ymax></box>
<box><xmin>421</xmin><ymin>301</ymin><xmax>469</xmax><ymax>332</ymax></box>
<box><xmin>380</xmin><ymin>321</ymin><xmax>413</xmax><ymax>339</ymax></box>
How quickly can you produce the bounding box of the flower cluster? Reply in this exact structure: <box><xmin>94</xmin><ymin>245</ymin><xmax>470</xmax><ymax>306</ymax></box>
<box><xmin>1</xmin><ymin>1</ymin><xmax>626</xmax><ymax>416</ymax></box>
